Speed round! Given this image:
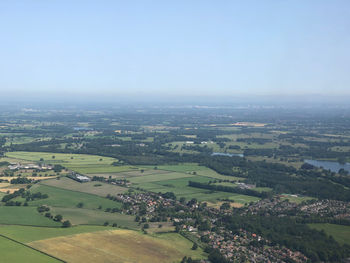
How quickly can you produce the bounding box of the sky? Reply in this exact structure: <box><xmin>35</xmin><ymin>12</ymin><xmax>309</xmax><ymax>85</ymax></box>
<box><xmin>0</xmin><ymin>0</ymin><xmax>349</xmax><ymax>99</ymax></box>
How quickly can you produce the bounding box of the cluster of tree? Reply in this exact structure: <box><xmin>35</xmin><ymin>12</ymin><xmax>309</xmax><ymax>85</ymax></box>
<box><xmin>37</xmin><ymin>205</ymin><xmax>71</xmax><ymax>227</ymax></box>
<box><xmin>10</xmin><ymin>177</ymin><xmax>32</xmax><ymax>184</ymax></box>
<box><xmin>1</xmin><ymin>188</ymin><xmax>25</xmax><ymax>202</ymax></box>
<box><xmin>22</xmin><ymin>191</ymin><xmax>48</xmax><ymax>201</ymax></box>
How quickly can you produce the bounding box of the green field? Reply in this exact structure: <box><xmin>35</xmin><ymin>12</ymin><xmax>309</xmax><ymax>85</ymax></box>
<box><xmin>49</xmin><ymin>207</ymin><xmax>138</xmax><ymax>228</ymax></box>
<box><xmin>129</xmin><ymin>171</ymin><xmax>194</xmax><ymax>184</ymax></box>
<box><xmin>128</xmin><ymin>165</ymin><xmax>260</xmax><ymax>204</ymax></box>
<box><xmin>0</xmin><ymin>207</ymin><xmax>61</xmax><ymax>227</ymax></box>
<box><xmin>0</xmin><ymin>225</ymin><xmax>114</xmax><ymax>243</ymax></box>
<box><xmin>308</xmin><ymin>223</ymin><xmax>350</xmax><ymax>245</ymax></box>
<box><xmin>24</xmin><ymin>184</ymin><xmax>121</xmax><ymax>210</ymax></box>
<box><xmin>40</xmin><ymin>177</ymin><xmax>127</xmax><ymax>197</ymax></box>
<box><xmin>280</xmin><ymin>194</ymin><xmax>315</xmax><ymax>204</ymax></box>
<box><xmin>0</xmin><ymin>236</ymin><xmax>60</xmax><ymax>263</ymax></box>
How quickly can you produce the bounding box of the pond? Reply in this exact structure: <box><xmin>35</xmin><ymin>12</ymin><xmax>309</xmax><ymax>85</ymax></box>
<box><xmin>304</xmin><ymin>159</ymin><xmax>350</xmax><ymax>173</ymax></box>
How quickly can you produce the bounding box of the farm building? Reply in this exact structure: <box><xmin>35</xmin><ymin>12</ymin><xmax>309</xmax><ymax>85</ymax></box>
<box><xmin>68</xmin><ymin>173</ymin><xmax>91</xmax><ymax>183</ymax></box>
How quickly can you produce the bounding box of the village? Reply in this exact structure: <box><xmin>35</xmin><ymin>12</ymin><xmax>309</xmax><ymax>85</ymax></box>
<box><xmin>106</xmin><ymin>191</ymin><xmax>317</xmax><ymax>263</ymax></box>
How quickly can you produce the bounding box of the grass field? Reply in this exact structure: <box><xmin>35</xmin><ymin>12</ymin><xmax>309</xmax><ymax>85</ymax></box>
<box><xmin>0</xmin><ymin>207</ymin><xmax>61</xmax><ymax>227</ymax></box>
<box><xmin>0</xmin><ymin>225</ymin><xmax>114</xmax><ymax>243</ymax></box>
<box><xmin>49</xmin><ymin>207</ymin><xmax>138</xmax><ymax>228</ymax></box>
<box><xmin>280</xmin><ymin>194</ymin><xmax>315</xmax><ymax>204</ymax></box>
<box><xmin>0</xmin><ymin>236</ymin><xmax>60</xmax><ymax>263</ymax></box>
<box><xmin>25</xmin><ymin>184</ymin><xmax>121</xmax><ymax>210</ymax></box>
<box><xmin>129</xmin><ymin>171</ymin><xmax>194</xmax><ymax>184</ymax></box>
<box><xmin>129</xmin><ymin>165</ymin><xmax>259</xmax><ymax>204</ymax></box>
<box><xmin>40</xmin><ymin>177</ymin><xmax>127</xmax><ymax>197</ymax></box>
<box><xmin>29</xmin><ymin>229</ymin><xmax>206</xmax><ymax>263</ymax></box>
<box><xmin>308</xmin><ymin>224</ymin><xmax>350</xmax><ymax>245</ymax></box>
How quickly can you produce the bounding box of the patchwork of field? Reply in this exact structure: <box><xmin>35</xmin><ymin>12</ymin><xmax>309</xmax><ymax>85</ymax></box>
<box><xmin>5</xmin><ymin>152</ymin><xmax>137</xmax><ymax>174</ymax></box>
<box><xmin>308</xmin><ymin>224</ymin><xmax>350</xmax><ymax>246</ymax></box>
<box><xmin>29</xmin><ymin>229</ymin><xmax>206</xmax><ymax>263</ymax></box>
<box><xmin>0</xmin><ymin>152</ymin><xmax>260</xmax><ymax>262</ymax></box>
<box><xmin>41</xmin><ymin>177</ymin><xmax>127</xmax><ymax>197</ymax></box>
<box><xmin>129</xmin><ymin>164</ymin><xmax>260</xmax><ymax>204</ymax></box>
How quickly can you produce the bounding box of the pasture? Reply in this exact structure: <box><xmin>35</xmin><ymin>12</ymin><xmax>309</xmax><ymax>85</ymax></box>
<box><xmin>40</xmin><ymin>177</ymin><xmax>127</xmax><ymax>197</ymax></box>
<box><xmin>49</xmin><ymin>207</ymin><xmax>138</xmax><ymax>228</ymax></box>
<box><xmin>0</xmin><ymin>207</ymin><xmax>61</xmax><ymax>227</ymax></box>
<box><xmin>128</xmin><ymin>165</ymin><xmax>259</xmax><ymax>204</ymax></box>
<box><xmin>29</xmin><ymin>229</ymin><xmax>206</xmax><ymax>263</ymax></box>
<box><xmin>25</xmin><ymin>184</ymin><xmax>121</xmax><ymax>210</ymax></box>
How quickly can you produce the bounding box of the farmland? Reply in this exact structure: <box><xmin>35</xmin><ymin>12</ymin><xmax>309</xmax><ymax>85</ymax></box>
<box><xmin>0</xmin><ymin>207</ymin><xmax>61</xmax><ymax>227</ymax></box>
<box><xmin>1</xmin><ymin>105</ymin><xmax>350</xmax><ymax>262</ymax></box>
<box><xmin>40</xmin><ymin>177</ymin><xmax>127</xmax><ymax>197</ymax></box>
<box><xmin>5</xmin><ymin>152</ymin><xmax>137</xmax><ymax>174</ymax></box>
<box><xmin>23</xmin><ymin>184</ymin><xmax>121</xmax><ymax>210</ymax></box>
<box><xmin>29</xmin><ymin>229</ymin><xmax>206</xmax><ymax>263</ymax></box>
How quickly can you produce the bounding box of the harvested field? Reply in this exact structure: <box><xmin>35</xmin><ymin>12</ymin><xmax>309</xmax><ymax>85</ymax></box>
<box><xmin>30</xmin><ymin>229</ymin><xmax>206</xmax><ymax>263</ymax></box>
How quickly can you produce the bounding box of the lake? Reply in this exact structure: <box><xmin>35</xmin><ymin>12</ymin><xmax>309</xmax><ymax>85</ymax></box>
<box><xmin>304</xmin><ymin>159</ymin><xmax>350</xmax><ymax>173</ymax></box>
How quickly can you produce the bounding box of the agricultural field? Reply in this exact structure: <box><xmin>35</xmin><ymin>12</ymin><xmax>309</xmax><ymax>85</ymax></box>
<box><xmin>0</xmin><ymin>225</ymin><xmax>114</xmax><ymax>243</ymax></box>
<box><xmin>22</xmin><ymin>184</ymin><xmax>121</xmax><ymax>210</ymax></box>
<box><xmin>40</xmin><ymin>177</ymin><xmax>127</xmax><ymax>197</ymax></box>
<box><xmin>29</xmin><ymin>229</ymin><xmax>206</xmax><ymax>263</ymax></box>
<box><xmin>280</xmin><ymin>194</ymin><xmax>315</xmax><ymax>204</ymax></box>
<box><xmin>129</xmin><ymin>167</ymin><xmax>260</xmax><ymax>204</ymax></box>
<box><xmin>49</xmin><ymin>207</ymin><xmax>138</xmax><ymax>227</ymax></box>
<box><xmin>0</xmin><ymin>207</ymin><xmax>61</xmax><ymax>227</ymax></box>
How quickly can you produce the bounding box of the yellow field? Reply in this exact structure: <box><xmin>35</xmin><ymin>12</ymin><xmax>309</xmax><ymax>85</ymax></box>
<box><xmin>30</xmin><ymin>229</ymin><xmax>205</xmax><ymax>263</ymax></box>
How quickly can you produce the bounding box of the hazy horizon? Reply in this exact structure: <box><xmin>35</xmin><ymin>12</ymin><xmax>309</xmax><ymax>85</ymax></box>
<box><xmin>1</xmin><ymin>1</ymin><xmax>349</xmax><ymax>98</ymax></box>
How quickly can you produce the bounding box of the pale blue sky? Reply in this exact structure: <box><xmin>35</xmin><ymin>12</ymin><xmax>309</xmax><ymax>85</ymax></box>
<box><xmin>0</xmin><ymin>0</ymin><xmax>349</xmax><ymax>98</ymax></box>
